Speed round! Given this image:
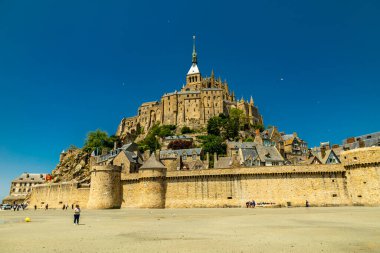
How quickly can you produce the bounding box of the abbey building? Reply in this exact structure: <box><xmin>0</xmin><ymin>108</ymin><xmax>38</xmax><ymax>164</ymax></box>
<box><xmin>116</xmin><ymin>37</ymin><xmax>263</xmax><ymax>139</ymax></box>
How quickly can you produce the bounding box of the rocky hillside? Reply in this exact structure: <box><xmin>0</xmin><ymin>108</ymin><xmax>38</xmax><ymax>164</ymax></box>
<box><xmin>51</xmin><ymin>148</ymin><xmax>91</xmax><ymax>183</ymax></box>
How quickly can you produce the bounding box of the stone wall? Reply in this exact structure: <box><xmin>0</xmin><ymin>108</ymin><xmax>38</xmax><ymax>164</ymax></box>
<box><xmin>164</xmin><ymin>165</ymin><xmax>349</xmax><ymax>208</ymax></box>
<box><xmin>29</xmin><ymin>182</ymin><xmax>90</xmax><ymax>208</ymax></box>
<box><xmin>29</xmin><ymin>147</ymin><xmax>380</xmax><ymax>209</ymax></box>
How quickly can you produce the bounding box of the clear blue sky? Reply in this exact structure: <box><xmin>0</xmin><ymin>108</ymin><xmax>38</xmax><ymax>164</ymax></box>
<box><xmin>1</xmin><ymin>0</ymin><xmax>379</xmax><ymax>200</ymax></box>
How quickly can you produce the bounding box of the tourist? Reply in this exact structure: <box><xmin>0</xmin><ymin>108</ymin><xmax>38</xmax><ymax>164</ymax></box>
<box><xmin>45</xmin><ymin>203</ymin><xmax>48</xmax><ymax>210</ymax></box>
<box><xmin>34</xmin><ymin>204</ymin><xmax>37</xmax><ymax>210</ymax></box>
<box><xmin>306</xmin><ymin>200</ymin><xmax>310</xmax><ymax>207</ymax></box>
<box><xmin>74</xmin><ymin>205</ymin><xmax>81</xmax><ymax>225</ymax></box>
<box><xmin>71</xmin><ymin>204</ymin><xmax>74</xmax><ymax>209</ymax></box>
<box><xmin>62</xmin><ymin>204</ymin><xmax>65</xmax><ymax>210</ymax></box>
<box><xmin>252</xmin><ymin>200</ymin><xmax>256</xmax><ymax>208</ymax></box>
<box><xmin>65</xmin><ymin>204</ymin><xmax>69</xmax><ymax>210</ymax></box>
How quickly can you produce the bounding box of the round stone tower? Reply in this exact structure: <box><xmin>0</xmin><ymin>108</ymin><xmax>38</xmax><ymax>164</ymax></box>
<box><xmin>87</xmin><ymin>165</ymin><xmax>122</xmax><ymax>209</ymax></box>
<box><xmin>138</xmin><ymin>154</ymin><xmax>167</xmax><ymax>208</ymax></box>
<box><xmin>340</xmin><ymin>147</ymin><xmax>380</xmax><ymax>206</ymax></box>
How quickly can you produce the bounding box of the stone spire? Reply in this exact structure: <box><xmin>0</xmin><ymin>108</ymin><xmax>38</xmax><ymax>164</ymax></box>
<box><xmin>192</xmin><ymin>35</ymin><xmax>197</xmax><ymax>64</ymax></box>
<box><xmin>250</xmin><ymin>96</ymin><xmax>254</xmax><ymax>105</ymax></box>
<box><xmin>187</xmin><ymin>35</ymin><xmax>200</xmax><ymax>75</ymax></box>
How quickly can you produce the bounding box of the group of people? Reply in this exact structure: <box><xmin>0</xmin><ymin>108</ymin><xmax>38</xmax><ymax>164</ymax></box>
<box><xmin>246</xmin><ymin>200</ymin><xmax>256</xmax><ymax>208</ymax></box>
<box><xmin>31</xmin><ymin>203</ymin><xmax>81</xmax><ymax>225</ymax></box>
<box><xmin>12</xmin><ymin>203</ymin><xmax>27</xmax><ymax>211</ymax></box>
<box><xmin>62</xmin><ymin>204</ymin><xmax>74</xmax><ymax>210</ymax></box>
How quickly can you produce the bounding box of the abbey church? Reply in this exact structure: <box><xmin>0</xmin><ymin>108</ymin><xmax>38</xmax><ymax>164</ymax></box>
<box><xmin>116</xmin><ymin>37</ymin><xmax>263</xmax><ymax>139</ymax></box>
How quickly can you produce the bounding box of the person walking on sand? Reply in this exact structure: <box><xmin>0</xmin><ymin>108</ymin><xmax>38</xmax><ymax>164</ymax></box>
<box><xmin>74</xmin><ymin>205</ymin><xmax>81</xmax><ymax>225</ymax></box>
<box><xmin>45</xmin><ymin>204</ymin><xmax>48</xmax><ymax>210</ymax></box>
<box><xmin>34</xmin><ymin>204</ymin><xmax>37</xmax><ymax>210</ymax></box>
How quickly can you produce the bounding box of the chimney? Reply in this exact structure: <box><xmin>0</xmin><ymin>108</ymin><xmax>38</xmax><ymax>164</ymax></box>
<box><xmin>254</xmin><ymin>129</ymin><xmax>263</xmax><ymax>145</ymax></box>
<box><xmin>144</xmin><ymin>150</ymin><xmax>151</xmax><ymax>161</ymax></box>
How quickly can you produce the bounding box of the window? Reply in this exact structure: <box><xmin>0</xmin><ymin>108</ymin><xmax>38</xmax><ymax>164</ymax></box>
<box><xmin>192</xmin><ymin>154</ymin><xmax>197</xmax><ymax>160</ymax></box>
<box><xmin>183</xmin><ymin>154</ymin><xmax>187</xmax><ymax>160</ymax></box>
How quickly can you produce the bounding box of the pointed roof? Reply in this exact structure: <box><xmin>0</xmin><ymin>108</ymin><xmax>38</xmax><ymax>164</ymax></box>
<box><xmin>306</xmin><ymin>155</ymin><xmax>322</xmax><ymax>165</ymax></box>
<box><xmin>187</xmin><ymin>63</ymin><xmax>200</xmax><ymax>75</ymax></box>
<box><xmin>140</xmin><ymin>153</ymin><xmax>166</xmax><ymax>169</ymax></box>
<box><xmin>187</xmin><ymin>36</ymin><xmax>200</xmax><ymax>75</ymax></box>
<box><xmin>321</xmin><ymin>150</ymin><xmax>341</xmax><ymax>164</ymax></box>
<box><xmin>250</xmin><ymin>96</ymin><xmax>254</xmax><ymax>105</ymax></box>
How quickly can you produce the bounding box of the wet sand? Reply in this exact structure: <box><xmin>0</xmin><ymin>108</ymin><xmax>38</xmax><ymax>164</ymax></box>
<box><xmin>0</xmin><ymin>207</ymin><xmax>379</xmax><ymax>253</ymax></box>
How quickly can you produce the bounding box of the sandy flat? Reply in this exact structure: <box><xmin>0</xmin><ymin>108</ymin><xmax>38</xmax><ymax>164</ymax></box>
<box><xmin>0</xmin><ymin>207</ymin><xmax>379</xmax><ymax>253</ymax></box>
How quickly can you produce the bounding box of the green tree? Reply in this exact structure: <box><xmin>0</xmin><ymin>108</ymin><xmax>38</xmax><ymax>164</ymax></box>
<box><xmin>207</xmin><ymin>116</ymin><xmax>221</xmax><ymax>136</ymax></box>
<box><xmin>137</xmin><ymin>124</ymin><xmax>176</xmax><ymax>153</ymax></box>
<box><xmin>158</xmin><ymin>125</ymin><xmax>176</xmax><ymax>138</ymax></box>
<box><xmin>198</xmin><ymin>135</ymin><xmax>226</xmax><ymax>155</ymax></box>
<box><xmin>181</xmin><ymin>126</ymin><xmax>193</xmax><ymax>134</ymax></box>
<box><xmin>83</xmin><ymin>129</ymin><xmax>114</xmax><ymax>153</ymax></box>
<box><xmin>252</xmin><ymin>123</ymin><xmax>265</xmax><ymax>132</ymax></box>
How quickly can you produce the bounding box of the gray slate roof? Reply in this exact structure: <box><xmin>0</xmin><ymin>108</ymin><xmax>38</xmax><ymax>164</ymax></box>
<box><xmin>122</xmin><ymin>150</ymin><xmax>143</xmax><ymax>164</ymax></box>
<box><xmin>227</xmin><ymin>142</ymin><xmax>255</xmax><ymax>149</ymax></box>
<box><xmin>12</xmin><ymin>173</ymin><xmax>47</xmax><ymax>183</ymax></box>
<box><xmin>164</xmin><ymin>135</ymin><xmax>193</xmax><ymax>141</ymax></box>
<box><xmin>228</xmin><ymin>142</ymin><xmax>284</xmax><ymax>163</ymax></box>
<box><xmin>214</xmin><ymin>157</ymin><xmax>232</xmax><ymax>169</ymax></box>
<box><xmin>160</xmin><ymin>148</ymin><xmax>202</xmax><ymax>158</ymax></box>
<box><xmin>241</xmin><ymin>148</ymin><xmax>259</xmax><ymax>161</ymax></box>
<box><xmin>255</xmin><ymin>144</ymin><xmax>284</xmax><ymax>162</ymax></box>
<box><xmin>140</xmin><ymin>154</ymin><xmax>166</xmax><ymax>169</ymax></box>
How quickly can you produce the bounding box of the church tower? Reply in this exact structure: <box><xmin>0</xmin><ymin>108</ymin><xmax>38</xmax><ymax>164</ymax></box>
<box><xmin>185</xmin><ymin>36</ymin><xmax>202</xmax><ymax>90</ymax></box>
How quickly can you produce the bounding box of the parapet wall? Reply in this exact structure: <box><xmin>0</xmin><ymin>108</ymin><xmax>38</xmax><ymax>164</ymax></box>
<box><xmin>29</xmin><ymin>182</ymin><xmax>90</xmax><ymax>209</ymax></box>
<box><xmin>122</xmin><ymin>164</ymin><xmax>350</xmax><ymax>208</ymax></box>
<box><xmin>341</xmin><ymin>147</ymin><xmax>380</xmax><ymax>167</ymax></box>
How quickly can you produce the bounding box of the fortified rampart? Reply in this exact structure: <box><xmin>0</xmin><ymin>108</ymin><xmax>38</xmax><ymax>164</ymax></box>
<box><xmin>29</xmin><ymin>182</ymin><xmax>90</xmax><ymax>208</ymax></box>
<box><xmin>29</xmin><ymin>147</ymin><xmax>380</xmax><ymax>209</ymax></box>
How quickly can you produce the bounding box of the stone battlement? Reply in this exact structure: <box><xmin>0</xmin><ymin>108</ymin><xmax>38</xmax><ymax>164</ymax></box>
<box><xmin>340</xmin><ymin>147</ymin><xmax>380</xmax><ymax>168</ymax></box>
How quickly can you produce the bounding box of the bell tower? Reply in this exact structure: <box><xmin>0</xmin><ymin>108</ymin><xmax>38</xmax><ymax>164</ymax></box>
<box><xmin>185</xmin><ymin>36</ymin><xmax>202</xmax><ymax>90</ymax></box>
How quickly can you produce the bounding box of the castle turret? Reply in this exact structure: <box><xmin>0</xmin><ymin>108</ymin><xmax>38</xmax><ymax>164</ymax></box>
<box><xmin>87</xmin><ymin>165</ymin><xmax>122</xmax><ymax>209</ymax></box>
<box><xmin>341</xmin><ymin>147</ymin><xmax>380</xmax><ymax>206</ymax></box>
<box><xmin>138</xmin><ymin>154</ymin><xmax>167</xmax><ymax>208</ymax></box>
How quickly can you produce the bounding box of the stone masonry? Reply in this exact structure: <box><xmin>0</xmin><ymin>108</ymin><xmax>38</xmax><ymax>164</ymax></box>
<box><xmin>29</xmin><ymin>147</ymin><xmax>380</xmax><ymax>209</ymax></box>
